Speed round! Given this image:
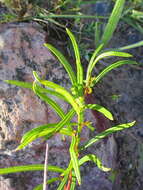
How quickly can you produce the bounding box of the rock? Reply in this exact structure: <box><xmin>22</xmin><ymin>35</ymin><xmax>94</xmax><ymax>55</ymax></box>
<box><xmin>0</xmin><ymin>21</ymin><xmax>117</xmax><ymax>189</ymax></box>
<box><xmin>0</xmin><ymin>22</ymin><xmax>53</xmax><ymax>142</ymax></box>
<box><xmin>93</xmin><ymin>1</ymin><xmax>113</xmax><ymax>16</ymax></box>
<box><xmin>0</xmin><ymin>21</ymin><xmax>68</xmax><ymax>190</ymax></box>
<box><xmin>78</xmin><ymin>135</ymin><xmax>117</xmax><ymax>190</ymax></box>
<box><xmin>92</xmin><ymin>25</ymin><xmax>143</xmax><ymax>189</ymax></box>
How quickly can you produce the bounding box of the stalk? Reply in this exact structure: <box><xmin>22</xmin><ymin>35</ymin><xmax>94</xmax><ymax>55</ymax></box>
<box><xmin>66</xmin><ymin>111</ymin><xmax>84</xmax><ymax>188</ymax></box>
<box><xmin>77</xmin><ymin>111</ymin><xmax>84</xmax><ymax>134</ymax></box>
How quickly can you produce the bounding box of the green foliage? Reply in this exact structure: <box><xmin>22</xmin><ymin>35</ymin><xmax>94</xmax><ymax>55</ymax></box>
<box><xmin>92</xmin><ymin>60</ymin><xmax>137</xmax><ymax>85</ymax></box>
<box><xmin>100</xmin><ymin>0</ymin><xmax>125</xmax><ymax>47</ymax></box>
<box><xmin>0</xmin><ymin>164</ymin><xmax>64</xmax><ymax>174</ymax></box>
<box><xmin>86</xmin><ymin>104</ymin><xmax>113</xmax><ymax>120</ymax></box>
<box><xmin>86</xmin><ymin>51</ymin><xmax>133</xmax><ymax>86</ymax></box>
<box><xmin>121</xmin><ymin>0</ymin><xmax>143</xmax><ymax>34</ymax></box>
<box><xmin>79</xmin><ymin>154</ymin><xmax>111</xmax><ymax>172</ymax></box>
<box><xmin>1</xmin><ymin>1</ymin><xmax>138</xmax><ymax>189</ymax></box>
<box><xmin>2</xmin><ymin>28</ymin><xmax>136</xmax><ymax>189</ymax></box>
<box><xmin>0</xmin><ymin>0</ymin><xmax>103</xmax><ymax>25</ymax></box>
<box><xmin>33</xmin><ymin>177</ymin><xmax>60</xmax><ymax>190</ymax></box>
<box><xmin>70</xmin><ymin>134</ymin><xmax>81</xmax><ymax>185</ymax></box>
<box><xmin>16</xmin><ymin>123</ymin><xmax>73</xmax><ymax>150</ymax></box>
<box><xmin>81</xmin><ymin>121</ymin><xmax>136</xmax><ymax>150</ymax></box>
<box><xmin>75</xmin><ymin>0</ymin><xmax>143</xmax><ymax>60</ymax></box>
<box><xmin>66</xmin><ymin>28</ymin><xmax>83</xmax><ymax>86</ymax></box>
<box><xmin>44</xmin><ymin>43</ymin><xmax>77</xmax><ymax>86</ymax></box>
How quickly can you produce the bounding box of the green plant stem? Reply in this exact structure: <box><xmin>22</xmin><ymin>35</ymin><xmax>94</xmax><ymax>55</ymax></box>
<box><xmin>0</xmin><ymin>14</ymin><xmax>108</xmax><ymax>24</ymax></box>
<box><xmin>63</xmin><ymin>111</ymin><xmax>84</xmax><ymax>186</ymax></box>
<box><xmin>77</xmin><ymin>111</ymin><xmax>84</xmax><ymax>157</ymax></box>
<box><xmin>77</xmin><ymin>111</ymin><xmax>84</xmax><ymax>134</ymax></box>
<box><xmin>37</xmin><ymin>14</ymin><xmax>108</xmax><ymax>19</ymax></box>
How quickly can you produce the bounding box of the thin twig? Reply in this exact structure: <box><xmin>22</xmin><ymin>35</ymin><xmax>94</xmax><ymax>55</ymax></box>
<box><xmin>43</xmin><ymin>142</ymin><xmax>49</xmax><ymax>190</ymax></box>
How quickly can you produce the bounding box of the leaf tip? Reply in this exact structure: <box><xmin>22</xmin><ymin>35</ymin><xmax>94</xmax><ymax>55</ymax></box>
<box><xmin>43</xmin><ymin>43</ymin><xmax>47</xmax><ymax>47</ymax></box>
<box><xmin>43</xmin><ymin>43</ymin><xmax>49</xmax><ymax>48</ymax></box>
<box><xmin>66</xmin><ymin>28</ymin><xmax>71</xmax><ymax>36</ymax></box>
<box><xmin>103</xmin><ymin>167</ymin><xmax>112</xmax><ymax>172</ymax></box>
<box><xmin>78</xmin><ymin>179</ymin><xmax>81</xmax><ymax>185</ymax></box>
<box><xmin>33</xmin><ymin>70</ymin><xmax>36</xmax><ymax>76</ymax></box>
<box><xmin>33</xmin><ymin>71</ymin><xmax>40</xmax><ymax>82</ymax></box>
<box><xmin>15</xmin><ymin>146</ymin><xmax>20</xmax><ymax>151</ymax></box>
<box><xmin>66</xmin><ymin>27</ymin><xmax>69</xmax><ymax>33</ymax></box>
<box><xmin>127</xmin><ymin>53</ymin><xmax>133</xmax><ymax>57</ymax></box>
<box><xmin>131</xmin><ymin>120</ymin><xmax>136</xmax><ymax>125</ymax></box>
<box><xmin>110</xmin><ymin>115</ymin><xmax>114</xmax><ymax>121</ymax></box>
<box><xmin>4</xmin><ymin>80</ymin><xmax>9</xmax><ymax>83</ymax></box>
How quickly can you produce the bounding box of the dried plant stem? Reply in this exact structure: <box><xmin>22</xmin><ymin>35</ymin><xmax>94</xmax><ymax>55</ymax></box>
<box><xmin>43</xmin><ymin>142</ymin><xmax>49</xmax><ymax>190</ymax></box>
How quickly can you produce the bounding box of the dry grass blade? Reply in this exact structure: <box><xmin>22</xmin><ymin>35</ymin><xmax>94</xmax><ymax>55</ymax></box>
<box><xmin>43</xmin><ymin>143</ymin><xmax>49</xmax><ymax>190</ymax></box>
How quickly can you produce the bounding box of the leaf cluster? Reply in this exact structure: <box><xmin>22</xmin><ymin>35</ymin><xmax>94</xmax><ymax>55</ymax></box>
<box><xmin>0</xmin><ymin>0</ymin><xmax>138</xmax><ymax>189</ymax></box>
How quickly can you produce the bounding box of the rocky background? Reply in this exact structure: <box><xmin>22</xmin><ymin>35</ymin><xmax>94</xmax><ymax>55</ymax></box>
<box><xmin>0</xmin><ymin>21</ymin><xmax>117</xmax><ymax>190</ymax></box>
<box><xmin>0</xmin><ymin>1</ymin><xmax>143</xmax><ymax>190</ymax></box>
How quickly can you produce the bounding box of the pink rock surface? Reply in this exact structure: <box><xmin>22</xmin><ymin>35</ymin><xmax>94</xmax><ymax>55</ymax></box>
<box><xmin>0</xmin><ymin>22</ymin><xmax>54</xmax><ymax>142</ymax></box>
<box><xmin>0</xmin><ymin>22</ymin><xmax>64</xmax><ymax>189</ymax></box>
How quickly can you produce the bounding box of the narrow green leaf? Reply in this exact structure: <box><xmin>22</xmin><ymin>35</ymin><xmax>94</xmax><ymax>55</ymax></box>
<box><xmin>86</xmin><ymin>43</ymin><xmax>104</xmax><ymax>83</ymax></box>
<box><xmin>33</xmin><ymin>177</ymin><xmax>60</xmax><ymax>190</ymax></box>
<box><xmin>36</xmin><ymin>91</ymin><xmax>65</xmax><ymax>118</ymax></box>
<box><xmin>44</xmin><ymin>108</ymin><xmax>75</xmax><ymax>141</ymax></box>
<box><xmin>21</xmin><ymin>124</ymin><xmax>56</xmax><ymax>143</ymax></box>
<box><xmin>0</xmin><ymin>164</ymin><xmax>64</xmax><ymax>175</ymax></box>
<box><xmin>17</xmin><ymin>122</ymin><xmax>73</xmax><ymax>150</ymax></box>
<box><xmin>61</xmin><ymin>161</ymin><xmax>72</xmax><ymax>177</ymax></box>
<box><xmin>95</xmin><ymin>22</ymin><xmax>101</xmax><ymax>48</ymax></box>
<box><xmin>88</xmin><ymin>51</ymin><xmax>132</xmax><ymax>78</ymax></box>
<box><xmin>79</xmin><ymin>0</ymin><xmax>99</xmax><ymax>5</ymax></box>
<box><xmin>4</xmin><ymin>80</ymin><xmax>67</xmax><ymax>101</ymax></box>
<box><xmin>95</xmin><ymin>51</ymin><xmax>132</xmax><ymax>63</ymax></box>
<box><xmin>38</xmin><ymin>14</ymin><xmax>107</xmax><ymax>19</ymax></box>
<box><xmin>33</xmin><ymin>71</ymin><xmax>80</xmax><ymax>114</ymax></box>
<box><xmin>57</xmin><ymin>175</ymin><xmax>68</xmax><ymax>190</ymax></box>
<box><xmin>81</xmin><ymin>121</ymin><xmax>136</xmax><ymax>150</ymax></box>
<box><xmin>54</xmin><ymin>108</ymin><xmax>75</xmax><ymax>133</ymax></box>
<box><xmin>117</xmin><ymin>40</ymin><xmax>143</xmax><ymax>51</ymax></box>
<box><xmin>101</xmin><ymin>0</ymin><xmax>125</xmax><ymax>47</ymax></box>
<box><xmin>33</xmin><ymin>82</ymin><xmax>65</xmax><ymax>119</ymax></box>
<box><xmin>36</xmin><ymin>85</ymin><xmax>67</xmax><ymax>101</ymax></box>
<box><xmin>131</xmin><ymin>10</ymin><xmax>143</xmax><ymax>19</ymax></box>
<box><xmin>79</xmin><ymin>154</ymin><xmax>111</xmax><ymax>172</ymax></box>
<box><xmin>70</xmin><ymin>135</ymin><xmax>81</xmax><ymax>185</ymax></box>
<box><xmin>86</xmin><ymin>104</ymin><xmax>113</xmax><ymax>120</ymax></box>
<box><xmin>38</xmin><ymin>86</ymin><xmax>67</xmax><ymax>101</ymax></box>
<box><xmin>70</xmin><ymin>171</ymin><xmax>76</xmax><ymax>190</ymax></box>
<box><xmin>4</xmin><ymin>80</ymin><xmax>32</xmax><ymax>89</ymax></box>
<box><xmin>86</xmin><ymin>123</ymin><xmax>95</xmax><ymax>131</ymax></box>
<box><xmin>44</xmin><ymin>43</ymin><xmax>77</xmax><ymax>85</ymax></box>
<box><xmin>60</xmin><ymin>128</ymin><xmax>73</xmax><ymax>136</ymax></box>
<box><xmin>66</xmin><ymin>28</ymin><xmax>83</xmax><ymax>85</ymax></box>
<box><xmin>122</xmin><ymin>16</ymin><xmax>143</xmax><ymax>35</ymax></box>
<box><xmin>92</xmin><ymin>60</ymin><xmax>137</xmax><ymax>86</ymax></box>
<box><xmin>17</xmin><ymin>124</ymin><xmax>56</xmax><ymax>150</ymax></box>
<box><xmin>70</xmin><ymin>181</ymin><xmax>76</xmax><ymax>190</ymax></box>
<box><xmin>62</xmin><ymin>153</ymin><xmax>110</xmax><ymax>174</ymax></box>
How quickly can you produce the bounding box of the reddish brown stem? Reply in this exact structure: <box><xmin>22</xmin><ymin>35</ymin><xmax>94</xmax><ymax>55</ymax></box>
<box><xmin>64</xmin><ymin>171</ymin><xmax>72</xmax><ymax>190</ymax></box>
<box><xmin>85</xmin><ymin>93</ymin><xmax>110</xmax><ymax>133</ymax></box>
